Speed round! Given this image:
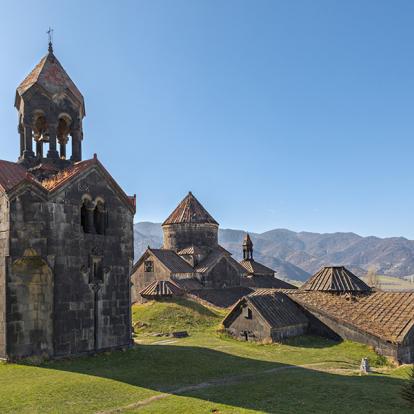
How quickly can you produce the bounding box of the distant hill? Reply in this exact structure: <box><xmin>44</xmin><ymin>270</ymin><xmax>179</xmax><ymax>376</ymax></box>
<box><xmin>134</xmin><ymin>222</ymin><xmax>414</xmax><ymax>281</ymax></box>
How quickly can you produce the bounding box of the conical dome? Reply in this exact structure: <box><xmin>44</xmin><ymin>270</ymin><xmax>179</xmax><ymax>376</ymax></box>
<box><xmin>163</xmin><ymin>192</ymin><xmax>218</xmax><ymax>225</ymax></box>
<box><xmin>301</xmin><ymin>266</ymin><xmax>371</xmax><ymax>293</ymax></box>
<box><xmin>162</xmin><ymin>192</ymin><xmax>219</xmax><ymax>250</ymax></box>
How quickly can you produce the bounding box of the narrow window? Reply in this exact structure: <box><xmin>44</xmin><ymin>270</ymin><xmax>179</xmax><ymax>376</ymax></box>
<box><xmin>144</xmin><ymin>260</ymin><xmax>154</xmax><ymax>272</ymax></box>
<box><xmin>91</xmin><ymin>258</ymin><xmax>104</xmax><ymax>283</ymax></box>
<box><xmin>94</xmin><ymin>201</ymin><xmax>106</xmax><ymax>235</ymax></box>
<box><xmin>81</xmin><ymin>202</ymin><xmax>88</xmax><ymax>233</ymax></box>
<box><xmin>243</xmin><ymin>306</ymin><xmax>252</xmax><ymax>319</ymax></box>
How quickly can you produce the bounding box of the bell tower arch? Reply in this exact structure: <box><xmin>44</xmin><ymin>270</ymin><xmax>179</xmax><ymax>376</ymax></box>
<box><xmin>15</xmin><ymin>41</ymin><xmax>85</xmax><ymax>168</ymax></box>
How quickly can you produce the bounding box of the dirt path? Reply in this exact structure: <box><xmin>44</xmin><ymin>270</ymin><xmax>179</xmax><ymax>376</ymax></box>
<box><xmin>96</xmin><ymin>362</ymin><xmax>345</xmax><ymax>414</ymax></box>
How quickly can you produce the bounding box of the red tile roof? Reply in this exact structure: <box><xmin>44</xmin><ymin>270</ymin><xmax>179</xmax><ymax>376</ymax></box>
<box><xmin>0</xmin><ymin>160</ymin><xmax>39</xmax><ymax>193</ymax></box>
<box><xmin>40</xmin><ymin>157</ymin><xmax>135</xmax><ymax>212</ymax></box>
<box><xmin>0</xmin><ymin>157</ymin><xmax>135</xmax><ymax>212</ymax></box>
<box><xmin>163</xmin><ymin>192</ymin><xmax>218</xmax><ymax>226</ymax></box>
<box><xmin>41</xmin><ymin>159</ymin><xmax>95</xmax><ymax>190</ymax></box>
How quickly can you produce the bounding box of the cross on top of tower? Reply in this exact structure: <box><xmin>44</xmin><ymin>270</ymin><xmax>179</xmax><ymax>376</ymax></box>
<box><xmin>47</xmin><ymin>27</ymin><xmax>54</xmax><ymax>53</ymax></box>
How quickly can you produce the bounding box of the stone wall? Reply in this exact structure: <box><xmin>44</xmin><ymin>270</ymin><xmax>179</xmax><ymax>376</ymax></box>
<box><xmin>271</xmin><ymin>324</ymin><xmax>307</xmax><ymax>341</ymax></box>
<box><xmin>224</xmin><ymin>302</ymin><xmax>271</xmax><ymax>341</ymax></box>
<box><xmin>162</xmin><ymin>223</ymin><xmax>218</xmax><ymax>250</ymax></box>
<box><xmin>8</xmin><ymin>189</ymin><xmax>50</xmax><ymax>359</ymax></box>
<box><xmin>49</xmin><ymin>169</ymin><xmax>133</xmax><ymax>356</ymax></box>
<box><xmin>0</xmin><ymin>192</ymin><xmax>9</xmax><ymax>358</ymax></box>
<box><xmin>6</xmin><ymin>167</ymin><xmax>134</xmax><ymax>359</ymax></box>
<box><xmin>304</xmin><ymin>307</ymin><xmax>403</xmax><ymax>362</ymax></box>
<box><xmin>204</xmin><ymin>257</ymin><xmax>241</xmax><ymax>288</ymax></box>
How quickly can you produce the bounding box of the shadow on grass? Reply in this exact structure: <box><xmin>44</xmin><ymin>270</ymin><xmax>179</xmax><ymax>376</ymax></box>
<box><xmin>20</xmin><ymin>343</ymin><xmax>412</xmax><ymax>413</ymax></box>
<box><xmin>281</xmin><ymin>335</ymin><xmax>340</xmax><ymax>348</ymax></box>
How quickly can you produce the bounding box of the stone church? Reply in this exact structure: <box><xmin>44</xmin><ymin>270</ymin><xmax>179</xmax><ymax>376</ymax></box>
<box><xmin>131</xmin><ymin>192</ymin><xmax>294</xmax><ymax>306</ymax></box>
<box><xmin>0</xmin><ymin>43</ymin><xmax>135</xmax><ymax>360</ymax></box>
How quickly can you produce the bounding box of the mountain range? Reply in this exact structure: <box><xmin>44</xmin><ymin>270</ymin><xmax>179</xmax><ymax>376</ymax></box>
<box><xmin>134</xmin><ymin>222</ymin><xmax>414</xmax><ymax>281</ymax></box>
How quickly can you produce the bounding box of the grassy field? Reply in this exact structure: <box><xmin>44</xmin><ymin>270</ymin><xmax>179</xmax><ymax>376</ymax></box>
<box><xmin>361</xmin><ymin>275</ymin><xmax>414</xmax><ymax>291</ymax></box>
<box><xmin>0</xmin><ymin>298</ymin><xmax>412</xmax><ymax>413</ymax></box>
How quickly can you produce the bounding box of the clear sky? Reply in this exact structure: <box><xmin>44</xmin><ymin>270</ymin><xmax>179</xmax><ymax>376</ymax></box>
<box><xmin>0</xmin><ymin>0</ymin><xmax>413</xmax><ymax>238</ymax></box>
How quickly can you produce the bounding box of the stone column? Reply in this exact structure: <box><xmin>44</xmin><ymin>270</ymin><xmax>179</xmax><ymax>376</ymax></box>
<box><xmin>22</xmin><ymin>125</ymin><xmax>34</xmax><ymax>159</ymax></box>
<box><xmin>47</xmin><ymin>124</ymin><xmax>59</xmax><ymax>159</ymax></box>
<box><xmin>18</xmin><ymin>124</ymin><xmax>24</xmax><ymax>158</ymax></box>
<box><xmin>36</xmin><ymin>140</ymin><xmax>43</xmax><ymax>159</ymax></box>
<box><xmin>59</xmin><ymin>136</ymin><xmax>68</xmax><ymax>159</ymax></box>
<box><xmin>70</xmin><ymin>129</ymin><xmax>82</xmax><ymax>162</ymax></box>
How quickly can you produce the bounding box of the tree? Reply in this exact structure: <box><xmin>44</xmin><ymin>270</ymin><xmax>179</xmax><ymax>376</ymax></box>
<box><xmin>366</xmin><ymin>266</ymin><xmax>381</xmax><ymax>290</ymax></box>
<box><xmin>401</xmin><ymin>365</ymin><xmax>414</xmax><ymax>406</ymax></box>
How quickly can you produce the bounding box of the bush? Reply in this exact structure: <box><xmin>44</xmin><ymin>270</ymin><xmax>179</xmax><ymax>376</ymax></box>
<box><xmin>401</xmin><ymin>365</ymin><xmax>414</xmax><ymax>406</ymax></box>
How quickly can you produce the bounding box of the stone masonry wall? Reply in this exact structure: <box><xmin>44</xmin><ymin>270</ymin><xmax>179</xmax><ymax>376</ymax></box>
<box><xmin>7</xmin><ymin>167</ymin><xmax>134</xmax><ymax>359</ymax></box>
<box><xmin>48</xmin><ymin>168</ymin><xmax>133</xmax><ymax>356</ymax></box>
<box><xmin>0</xmin><ymin>192</ymin><xmax>9</xmax><ymax>358</ymax></box>
<box><xmin>8</xmin><ymin>189</ymin><xmax>50</xmax><ymax>358</ymax></box>
<box><xmin>204</xmin><ymin>257</ymin><xmax>241</xmax><ymax>288</ymax></box>
<box><xmin>162</xmin><ymin>223</ymin><xmax>218</xmax><ymax>250</ymax></box>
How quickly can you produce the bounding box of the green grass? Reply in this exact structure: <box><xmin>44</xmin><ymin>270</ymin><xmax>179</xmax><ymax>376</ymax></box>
<box><xmin>132</xmin><ymin>297</ymin><xmax>225</xmax><ymax>334</ymax></box>
<box><xmin>0</xmin><ymin>299</ymin><xmax>412</xmax><ymax>413</ymax></box>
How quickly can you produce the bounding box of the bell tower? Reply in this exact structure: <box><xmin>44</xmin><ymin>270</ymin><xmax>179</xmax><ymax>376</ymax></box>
<box><xmin>243</xmin><ymin>233</ymin><xmax>253</xmax><ymax>260</ymax></box>
<box><xmin>15</xmin><ymin>39</ymin><xmax>85</xmax><ymax>168</ymax></box>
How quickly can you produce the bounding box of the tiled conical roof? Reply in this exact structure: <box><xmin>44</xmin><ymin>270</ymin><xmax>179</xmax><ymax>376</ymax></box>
<box><xmin>15</xmin><ymin>51</ymin><xmax>85</xmax><ymax>113</ymax></box>
<box><xmin>162</xmin><ymin>192</ymin><xmax>218</xmax><ymax>226</ymax></box>
<box><xmin>301</xmin><ymin>266</ymin><xmax>371</xmax><ymax>292</ymax></box>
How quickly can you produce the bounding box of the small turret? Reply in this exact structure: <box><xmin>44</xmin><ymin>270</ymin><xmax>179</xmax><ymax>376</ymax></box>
<box><xmin>243</xmin><ymin>233</ymin><xmax>253</xmax><ymax>260</ymax></box>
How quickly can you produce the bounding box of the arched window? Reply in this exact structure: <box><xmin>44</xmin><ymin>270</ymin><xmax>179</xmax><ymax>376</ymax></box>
<box><xmin>94</xmin><ymin>201</ymin><xmax>106</xmax><ymax>235</ymax></box>
<box><xmin>57</xmin><ymin>116</ymin><xmax>71</xmax><ymax>160</ymax></box>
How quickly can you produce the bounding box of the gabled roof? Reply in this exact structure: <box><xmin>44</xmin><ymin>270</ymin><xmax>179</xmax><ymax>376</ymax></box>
<box><xmin>163</xmin><ymin>192</ymin><xmax>218</xmax><ymax>226</ymax></box>
<box><xmin>0</xmin><ymin>160</ymin><xmax>31</xmax><ymax>193</ymax></box>
<box><xmin>285</xmin><ymin>290</ymin><xmax>414</xmax><ymax>344</ymax></box>
<box><xmin>240</xmin><ymin>259</ymin><xmax>275</xmax><ymax>276</ymax></box>
<box><xmin>16</xmin><ymin>51</ymin><xmax>85</xmax><ymax>114</ymax></box>
<box><xmin>148</xmin><ymin>249</ymin><xmax>194</xmax><ymax>274</ymax></box>
<box><xmin>301</xmin><ymin>266</ymin><xmax>371</xmax><ymax>293</ymax></box>
<box><xmin>139</xmin><ymin>280</ymin><xmax>183</xmax><ymax>298</ymax></box>
<box><xmin>172</xmin><ymin>277</ymin><xmax>203</xmax><ymax>291</ymax></box>
<box><xmin>194</xmin><ymin>247</ymin><xmax>246</xmax><ymax>274</ymax></box>
<box><xmin>0</xmin><ymin>157</ymin><xmax>135</xmax><ymax>212</ymax></box>
<box><xmin>240</xmin><ymin>275</ymin><xmax>296</xmax><ymax>290</ymax></box>
<box><xmin>40</xmin><ymin>156</ymin><xmax>136</xmax><ymax>212</ymax></box>
<box><xmin>223</xmin><ymin>290</ymin><xmax>308</xmax><ymax>329</ymax></box>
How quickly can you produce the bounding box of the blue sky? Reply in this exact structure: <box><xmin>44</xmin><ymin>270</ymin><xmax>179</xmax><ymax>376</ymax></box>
<box><xmin>1</xmin><ymin>1</ymin><xmax>413</xmax><ymax>237</ymax></box>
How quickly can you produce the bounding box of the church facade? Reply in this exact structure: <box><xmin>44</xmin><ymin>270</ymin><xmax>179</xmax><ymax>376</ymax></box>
<box><xmin>0</xmin><ymin>44</ymin><xmax>135</xmax><ymax>360</ymax></box>
<box><xmin>131</xmin><ymin>192</ymin><xmax>294</xmax><ymax>306</ymax></box>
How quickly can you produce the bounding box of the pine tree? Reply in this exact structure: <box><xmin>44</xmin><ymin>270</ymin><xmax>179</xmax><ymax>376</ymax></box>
<box><xmin>401</xmin><ymin>365</ymin><xmax>414</xmax><ymax>405</ymax></box>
